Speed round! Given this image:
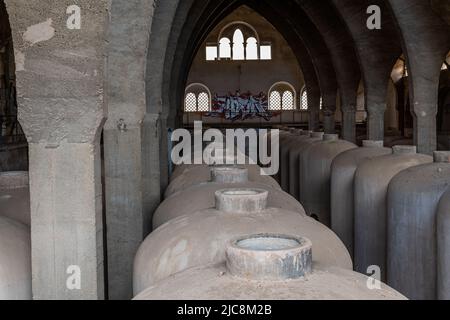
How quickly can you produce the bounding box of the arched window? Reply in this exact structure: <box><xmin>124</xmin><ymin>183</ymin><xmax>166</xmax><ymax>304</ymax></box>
<box><xmin>197</xmin><ymin>92</ymin><xmax>210</xmax><ymax>112</ymax></box>
<box><xmin>184</xmin><ymin>83</ymin><xmax>212</xmax><ymax>112</ymax></box>
<box><xmin>269</xmin><ymin>91</ymin><xmax>281</xmax><ymax>110</ymax></box>
<box><xmin>232</xmin><ymin>29</ymin><xmax>245</xmax><ymax>60</ymax></box>
<box><xmin>219</xmin><ymin>38</ymin><xmax>231</xmax><ymax>59</ymax></box>
<box><xmin>269</xmin><ymin>82</ymin><xmax>296</xmax><ymax>110</ymax></box>
<box><xmin>299</xmin><ymin>86</ymin><xmax>323</xmax><ymax>111</ymax></box>
<box><xmin>208</xmin><ymin>22</ymin><xmax>272</xmax><ymax>61</ymax></box>
<box><xmin>185</xmin><ymin>93</ymin><xmax>197</xmax><ymax>112</ymax></box>
<box><xmin>246</xmin><ymin>37</ymin><xmax>258</xmax><ymax>60</ymax></box>
<box><xmin>282</xmin><ymin>91</ymin><xmax>294</xmax><ymax>110</ymax></box>
<box><xmin>300</xmin><ymin>88</ymin><xmax>308</xmax><ymax>110</ymax></box>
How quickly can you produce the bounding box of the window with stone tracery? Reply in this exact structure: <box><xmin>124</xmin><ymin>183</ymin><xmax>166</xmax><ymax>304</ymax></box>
<box><xmin>269</xmin><ymin>82</ymin><xmax>296</xmax><ymax>110</ymax></box>
<box><xmin>184</xmin><ymin>84</ymin><xmax>212</xmax><ymax>112</ymax></box>
<box><xmin>300</xmin><ymin>86</ymin><xmax>323</xmax><ymax>111</ymax></box>
<box><xmin>206</xmin><ymin>22</ymin><xmax>272</xmax><ymax>61</ymax></box>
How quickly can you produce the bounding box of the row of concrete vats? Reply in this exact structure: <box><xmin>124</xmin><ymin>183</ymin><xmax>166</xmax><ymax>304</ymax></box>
<box><xmin>278</xmin><ymin>128</ymin><xmax>450</xmax><ymax>300</ymax></box>
<box><xmin>1</xmin><ymin>128</ymin><xmax>449</xmax><ymax>299</ymax></box>
<box><xmin>132</xmin><ymin>147</ymin><xmax>404</xmax><ymax>299</ymax></box>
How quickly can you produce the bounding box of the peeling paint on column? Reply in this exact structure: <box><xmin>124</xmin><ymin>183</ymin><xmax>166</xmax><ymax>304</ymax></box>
<box><xmin>23</xmin><ymin>19</ymin><xmax>55</xmax><ymax>45</ymax></box>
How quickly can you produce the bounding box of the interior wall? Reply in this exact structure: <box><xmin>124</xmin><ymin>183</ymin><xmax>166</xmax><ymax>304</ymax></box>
<box><xmin>184</xmin><ymin>5</ymin><xmax>305</xmax><ymax>125</ymax></box>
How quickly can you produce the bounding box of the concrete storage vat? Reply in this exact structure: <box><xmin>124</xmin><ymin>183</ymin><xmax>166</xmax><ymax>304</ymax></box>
<box><xmin>170</xmin><ymin>147</ymin><xmax>248</xmax><ymax>181</ymax></box>
<box><xmin>288</xmin><ymin>132</ymin><xmax>324</xmax><ymax>201</ymax></box>
<box><xmin>330</xmin><ymin>141</ymin><xmax>391</xmax><ymax>256</ymax></box>
<box><xmin>279</xmin><ymin>130</ymin><xmax>308</xmax><ymax>192</ymax></box>
<box><xmin>387</xmin><ymin>151</ymin><xmax>450</xmax><ymax>300</ymax></box>
<box><xmin>0</xmin><ymin>171</ymin><xmax>30</xmax><ymax>226</ymax></box>
<box><xmin>286</xmin><ymin>131</ymin><xmax>313</xmax><ymax>198</ymax></box>
<box><xmin>153</xmin><ymin>167</ymin><xmax>306</xmax><ymax>229</ymax></box>
<box><xmin>134</xmin><ymin>233</ymin><xmax>405</xmax><ymax>300</ymax></box>
<box><xmin>164</xmin><ymin>164</ymin><xmax>280</xmax><ymax>198</ymax></box>
<box><xmin>0</xmin><ymin>216</ymin><xmax>31</xmax><ymax>300</ymax></box>
<box><xmin>133</xmin><ymin>188</ymin><xmax>352</xmax><ymax>295</ymax></box>
<box><xmin>299</xmin><ymin>134</ymin><xmax>357</xmax><ymax>226</ymax></box>
<box><xmin>353</xmin><ymin>145</ymin><xmax>432</xmax><ymax>281</ymax></box>
<box><xmin>277</xmin><ymin>129</ymin><xmax>300</xmax><ymax>183</ymax></box>
<box><xmin>437</xmin><ymin>189</ymin><xmax>450</xmax><ymax>300</ymax></box>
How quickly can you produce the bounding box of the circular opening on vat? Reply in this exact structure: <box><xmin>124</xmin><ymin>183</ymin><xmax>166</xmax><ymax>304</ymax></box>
<box><xmin>234</xmin><ymin>234</ymin><xmax>305</xmax><ymax>252</ymax></box>
<box><xmin>392</xmin><ymin>145</ymin><xmax>416</xmax><ymax>154</ymax></box>
<box><xmin>221</xmin><ymin>189</ymin><xmax>261</xmax><ymax>196</ymax></box>
<box><xmin>214</xmin><ymin>167</ymin><xmax>237</xmax><ymax>172</ymax></box>
<box><xmin>215</xmin><ymin>188</ymin><xmax>268</xmax><ymax>212</ymax></box>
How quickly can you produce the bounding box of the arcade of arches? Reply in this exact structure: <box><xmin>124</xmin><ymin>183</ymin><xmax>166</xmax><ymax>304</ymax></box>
<box><xmin>0</xmin><ymin>0</ymin><xmax>449</xmax><ymax>300</ymax></box>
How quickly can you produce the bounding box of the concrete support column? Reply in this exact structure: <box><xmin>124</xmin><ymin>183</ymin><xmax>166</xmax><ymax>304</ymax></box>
<box><xmin>308</xmin><ymin>87</ymin><xmax>321</xmax><ymax>131</ymax></box>
<box><xmin>30</xmin><ymin>141</ymin><xmax>104</xmax><ymax>300</ymax></box>
<box><xmin>367</xmin><ymin>104</ymin><xmax>386</xmax><ymax>141</ymax></box>
<box><xmin>5</xmin><ymin>0</ymin><xmax>110</xmax><ymax>300</ymax></box>
<box><xmin>309</xmin><ymin>109</ymin><xmax>320</xmax><ymax>131</ymax></box>
<box><xmin>159</xmin><ymin>114</ymin><xmax>170</xmax><ymax>193</ymax></box>
<box><xmin>341</xmin><ymin>107</ymin><xmax>356</xmax><ymax>142</ymax></box>
<box><xmin>103</xmin><ymin>123</ymin><xmax>148</xmax><ymax>300</ymax></box>
<box><xmin>413</xmin><ymin>110</ymin><xmax>437</xmax><ymax>156</ymax></box>
<box><xmin>103</xmin><ymin>0</ymin><xmax>156</xmax><ymax>299</ymax></box>
<box><xmin>323</xmin><ymin>107</ymin><xmax>336</xmax><ymax>134</ymax></box>
<box><xmin>387</xmin><ymin>0</ymin><xmax>450</xmax><ymax>154</ymax></box>
<box><xmin>142</xmin><ymin>113</ymin><xmax>162</xmax><ymax>223</ymax></box>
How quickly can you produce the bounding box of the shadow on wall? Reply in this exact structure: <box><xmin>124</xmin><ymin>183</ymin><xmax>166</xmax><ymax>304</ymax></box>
<box><xmin>0</xmin><ymin>0</ymin><xmax>28</xmax><ymax>172</ymax></box>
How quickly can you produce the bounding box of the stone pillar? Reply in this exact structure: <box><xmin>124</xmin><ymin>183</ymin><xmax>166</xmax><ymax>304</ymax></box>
<box><xmin>142</xmin><ymin>113</ymin><xmax>162</xmax><ymax>226</ymax></box>
<box><xmin>413</xmin><ymin>111</ymin><xmax>438</xmax><ymax>156</ymax></box>
<box><xmin>322</xmin><ymin>107</ymin><xmax>336</xmax><ymax>134</ymax></box>
<box><xmin>332</xmin><ymin>0</ymin><xmax>402</xmax><ymax>143</ymax></box>
<box><xmin>387</xmin><ymin>0</ymin><xmax>450</xmax><ymax>154</ymax></box>
<box><xmin>366</xmin><ymin>104</ymin><xmax>386</xmax><ymax>141</ymax></box>
<box><xmin>5</xmin><ymin>0</ymin><xmax>110</xmax><ymax>299</ymax></box>
<box><xmin>308</xmin><ymin>87</ymin><xmax>321</xmax><ymax>131</ymax></box>
<box><xmin>103</xmin><ymin>0</ymin><xmax>155</xmax><ymax>300</ymax></box>
<box><xmin>29</xmin><ymin>141</ymin><xmax>104</xmax><ymax>300</ymax></box>
<box><xmin>103</xmin><ymin>122</ymin><xmax>147</xmax><ymax>300</ymax></box>
<box><xmin>159</xmin><ymin>113</ymin><xmax>170</xmax><ymax>194</ymax></box>
<box><xmin>341</xmin><ymin>107</ymin><xmax>356</xmax><ymax>142</ymax></box>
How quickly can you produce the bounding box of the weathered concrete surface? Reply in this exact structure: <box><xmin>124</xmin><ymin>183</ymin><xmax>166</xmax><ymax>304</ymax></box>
<box><xmin>388</xmin><ymin>0</ymin><xmax>450</xmax><ymax>154</ymax></box>
<box><xmin>153</xmin><ymin>179</ymin><xmax>306</xmax><ymax>229</ymax></box>
<box><xmin>29</xmin><ymin>142</ymin><xmax>105</xmax><ymax>300</ymax></box>
<box><xmin>136</xmin><ymin>0</ymin><xmax>182</xmax><ymax>251</ymax></box>
<box><xmin>437</xmin><ymin>189</ymin><xmax>450</xmax><ymax>300</ymax></box>
<box><xmin>387</xmin><ymin>152</ymin><xmax>450</xmax><ymax>300</ymax></box>
<box><xmin>300</xmin><ymin>135</ymin><xmax>356</xmax><ymax>226</ymax></box>
<box><xmin>134</xmin><ymin>188</ymin><xmax>351</xmax><ymax>294</ymax></box>
<box><xmin>330</xmin><ymin>142</ymin><xmax>391</xmax><ymax>257</ymax></box>
<box><xmin>226</xmin><ymin>234</ymin><xmax>313</xmax><ymax>280</ymax></box>
<box><xmin>134</xmin><ymin>232</ymin><xmax>403</xmax><ymax>300</ymax></box>
<box><xmin>354</xmin><ymin>146</ymin><xmax>432</xmax><ymax>282</ymax></box>
<box><xmin>104</xmin><ymin>0</ymin><xmax>155</xmax><ymax>300</ymax></box>
<box><xmin>5</xmin><ymin>0</ymin><xmax>109</xmax><ymax>299</ymax></box>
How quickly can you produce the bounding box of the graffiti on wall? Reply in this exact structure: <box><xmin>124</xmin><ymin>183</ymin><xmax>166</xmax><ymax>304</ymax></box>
<box><xmin>206</xmin><ymin>91</ymin><xmax>275</xmax><ymax>121</ymax></box>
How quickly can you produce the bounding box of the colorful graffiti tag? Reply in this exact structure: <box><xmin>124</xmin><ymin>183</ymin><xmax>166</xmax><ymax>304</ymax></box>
<box><xmin>206</xmin><ymin>91</ymin><xmax>274</xmax><ymax>121</ymax></box>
